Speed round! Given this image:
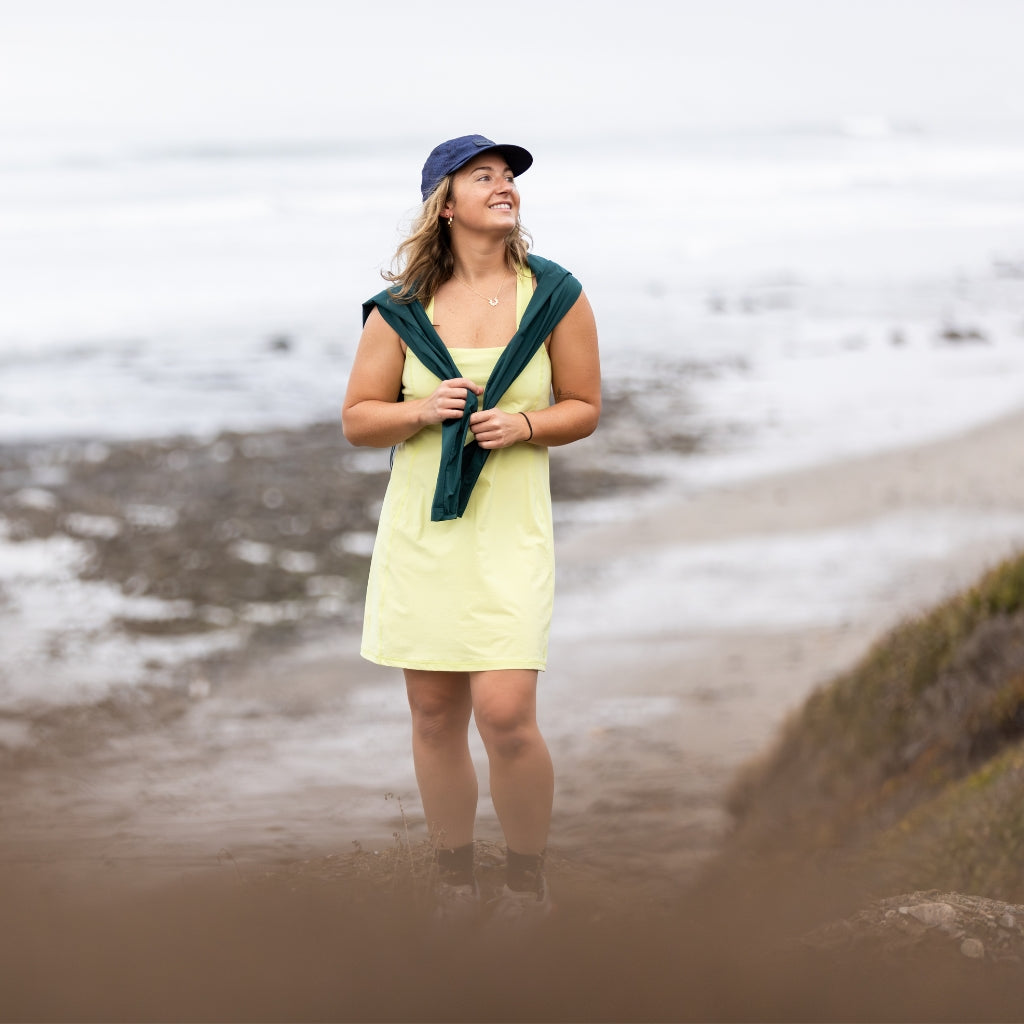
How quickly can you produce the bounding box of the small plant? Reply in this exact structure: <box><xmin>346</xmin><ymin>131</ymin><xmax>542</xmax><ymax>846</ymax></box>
<box><xmin>382</xmin><ymin>792</ymin><xmax>435</xmax><ymax>908</ymax></box>
<box><xmin>384</xmin><ymin>791</ymin><xmax>412</xmax><ymax>853</ymax></box>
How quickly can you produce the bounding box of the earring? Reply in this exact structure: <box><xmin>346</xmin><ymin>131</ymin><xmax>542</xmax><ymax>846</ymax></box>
<box><xmin>448</xmin><ymin>216</ymin><xmax>453</xmax><ymax>227</ymax></box>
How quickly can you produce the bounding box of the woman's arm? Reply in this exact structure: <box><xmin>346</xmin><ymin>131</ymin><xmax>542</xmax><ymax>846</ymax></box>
<box><xmin>342</xmin><ymin>308</ymin><xmax>482</xmax><ymax>448</ymax></box>
<box><xmin>470</xmin><ymin>291</ymin><xmax>601</xmax><ymax>449</ymax></box>
<box><xmin>542</xmin><ymin>290</ymin><xmax>601</xmax><ymax>445</ymax></box>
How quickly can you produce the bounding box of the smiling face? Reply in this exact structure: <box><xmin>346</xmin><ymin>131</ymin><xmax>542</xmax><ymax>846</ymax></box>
<box><xmin>442</xmin><ymin>149</ymin><xmax>520</xmax><ymax>234</ymax></box>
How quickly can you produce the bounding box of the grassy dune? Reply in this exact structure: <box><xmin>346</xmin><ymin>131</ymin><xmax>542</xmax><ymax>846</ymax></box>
<box><xmin>726</xmin><ymin>550</ymin><xmax>1024</xmax><ymax>898</ymax></box>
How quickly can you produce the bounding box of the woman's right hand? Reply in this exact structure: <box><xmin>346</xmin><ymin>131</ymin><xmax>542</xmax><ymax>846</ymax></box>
<box><xmin>420</xmin><ymin>377</ymin><xmax>484</xmax><ymax>425</ymax></box>
<box><xmin>343</xmin><ymin>309</ymin><xmax>483</xmax><ymax>448</ymax></box>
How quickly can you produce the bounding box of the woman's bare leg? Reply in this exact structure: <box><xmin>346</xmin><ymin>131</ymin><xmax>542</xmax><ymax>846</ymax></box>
<box><xmin>404</xmin><ymin>669</ymin><xmax>477</xmax><ymax>850</ymax></box>
<box><xmin>470</xmin><ymin>669</ymin><xmax>553</xmax><ymax>855</ymax></box>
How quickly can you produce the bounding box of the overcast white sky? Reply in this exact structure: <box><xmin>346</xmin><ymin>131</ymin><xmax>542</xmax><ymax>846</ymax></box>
<box><xmin>2</xmin><ymin>0</ymin><xmax>1024</xmax><ymax>145</ymax></box>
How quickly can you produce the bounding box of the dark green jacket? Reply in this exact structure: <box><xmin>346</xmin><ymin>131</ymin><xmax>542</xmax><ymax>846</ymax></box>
<box><xmin>362</xmin><ymin>254</ymin><xmax>582</xmax><ymax>521</ymax></box>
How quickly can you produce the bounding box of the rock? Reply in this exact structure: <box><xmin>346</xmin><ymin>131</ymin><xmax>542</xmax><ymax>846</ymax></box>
<box><xmin>938</xmin><ymin>325</ymin><xmax>987</xmax><ymax>344</ymax></box>
<box><xmin>903</xmin><ymin>901</ymin><xmax>959</xmax><ymax>932</ymax></box>
<box><xmin>804</xmin><ymin>891</ymin><xmax>1024</xmax><ymax>966</ymax></box>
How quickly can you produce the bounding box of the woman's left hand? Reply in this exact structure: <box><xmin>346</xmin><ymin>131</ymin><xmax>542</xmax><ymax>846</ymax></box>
<box><xmin>468</xmin><ymin>408</ymin><xmax>531</xmax><ymax>449</ymax></box>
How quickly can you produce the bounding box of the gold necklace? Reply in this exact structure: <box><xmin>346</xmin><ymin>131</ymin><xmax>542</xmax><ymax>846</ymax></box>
<box><xmin>452</xmin><ymin>271</ymin><xmax>511</xmax><ymax>307</ymax></box>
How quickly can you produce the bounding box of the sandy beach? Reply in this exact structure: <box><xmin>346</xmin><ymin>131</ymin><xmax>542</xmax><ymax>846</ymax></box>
<box><xmin>2</xmin><ymin>405</ymin><xmax>1024</xmax><ymax>1021</ymax></box>
<box><xmin>4</xmin><ymin>406</ymin><xmax>1024</xmax><ymax>901</ymax></box>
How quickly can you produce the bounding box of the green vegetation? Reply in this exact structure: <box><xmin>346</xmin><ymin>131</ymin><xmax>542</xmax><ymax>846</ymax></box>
<box><xmin>725</xmin><ymin>550</ymin><xmax>1024</xmax><ymax>899</ymax></box>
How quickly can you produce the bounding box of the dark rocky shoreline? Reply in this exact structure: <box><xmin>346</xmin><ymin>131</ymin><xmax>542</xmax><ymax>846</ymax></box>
<box><xmin>1</xmin><ymin>423</ymin><xmax>386</xmax><ymax>641</ymax></box>
<box><xmin>0</xmin><ymin>407</ymin><xmax>663</xmax><ymax>653</ymax></box>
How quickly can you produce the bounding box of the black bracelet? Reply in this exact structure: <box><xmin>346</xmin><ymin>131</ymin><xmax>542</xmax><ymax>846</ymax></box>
<box><xmin>519</xmin><ymin>411</ymin><xmax>533</xmax><ymax>442</ymax></box>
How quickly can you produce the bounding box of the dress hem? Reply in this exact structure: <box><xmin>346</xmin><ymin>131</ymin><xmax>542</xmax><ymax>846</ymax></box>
<box><xmin>360</xmin><ymin>650</ymin><xmax>547</xmax><ymax>672</ymax></box>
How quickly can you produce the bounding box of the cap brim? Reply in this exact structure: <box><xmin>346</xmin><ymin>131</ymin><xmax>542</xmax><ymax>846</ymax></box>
<box><xmin>493</xmin><ymin>143</ymin><xmax>533</xmax><ymax>179</ymax></box>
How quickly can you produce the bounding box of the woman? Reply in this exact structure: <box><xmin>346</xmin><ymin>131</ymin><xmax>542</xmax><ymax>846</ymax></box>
<box><xmin>342</xmin><ymin>134</ymin><xmax>600</xmax><ymax>924</ymax></box>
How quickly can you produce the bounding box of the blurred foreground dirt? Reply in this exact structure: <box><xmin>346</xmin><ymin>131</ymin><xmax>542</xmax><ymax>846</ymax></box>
<box><xmin>5</xmin><ymin>847</ymin><xmax>1024</xmax><ymax>1023</ymax></box>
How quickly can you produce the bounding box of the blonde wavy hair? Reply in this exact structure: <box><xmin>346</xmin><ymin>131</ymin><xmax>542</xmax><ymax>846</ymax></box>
<box><xmin>383</xmin><ymin>174</ymin><xmax>532</xmax><ymax>305</ymax></box>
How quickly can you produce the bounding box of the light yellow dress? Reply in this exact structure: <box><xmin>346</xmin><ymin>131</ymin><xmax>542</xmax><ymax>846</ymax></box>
<box><xmin>361</xmin><ymin>265</ymin><xmax>554</xmax><ymax>671</ymax></box>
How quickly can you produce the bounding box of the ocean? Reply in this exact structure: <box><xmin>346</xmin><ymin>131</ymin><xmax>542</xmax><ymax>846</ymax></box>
<box><xmin>3</xmin><ymin>124</ymin><xmax>1024</xmax><ymax>451</ymax></box>
<box><xmin>2</xmin><ymin>123</ymin><xmax>1024</xmax><ymax>719</ymax></box>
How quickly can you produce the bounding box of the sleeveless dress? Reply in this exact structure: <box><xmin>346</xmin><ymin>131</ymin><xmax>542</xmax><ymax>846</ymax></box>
<box><xmin>360</xmin><ymin>264</ymin><xmax>554</xmax><ymax>672</ymax></box>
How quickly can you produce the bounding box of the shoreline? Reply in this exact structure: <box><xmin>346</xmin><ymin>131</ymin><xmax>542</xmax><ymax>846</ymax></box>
<box><xmin>3</xmin><ymin>406</ymin><xmax>1024</xmax><ymax>897</ymax></box>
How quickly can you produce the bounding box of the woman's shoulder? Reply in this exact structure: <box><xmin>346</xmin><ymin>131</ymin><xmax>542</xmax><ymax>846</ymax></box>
<box><xmin>525</xmin><ymin>255</ymin><xmax>584</xmax><ymax>311</ymax></box>
<box><xmin>362</xmin><ymin>285</ymin><xmax>420</xmax><ymax>327</ymax></box>
<box><xmin>525</xmin><ymin>254</ymin><xmax>584</xmax><ymax>295</ymax></box>
<box><xmin>525</xmin><ymin>253</ymin><xmax>572</xmax><ymax>278</ymax></box>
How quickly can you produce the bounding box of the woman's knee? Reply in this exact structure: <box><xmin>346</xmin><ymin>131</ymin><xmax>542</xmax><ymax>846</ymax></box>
<box><xmin>470</xmin><ymin>670</ymin><xmax>541</xmax><ymax>759</ymax></box>
<box><xmin>475</xmin><ymin>702</ymin><xmax>538</xmax><ymax>760</ymax></box>
<box><xmin>406</xmin><ymin>674</ymin><xmax>471</xmax><ymax>743</ymax></box>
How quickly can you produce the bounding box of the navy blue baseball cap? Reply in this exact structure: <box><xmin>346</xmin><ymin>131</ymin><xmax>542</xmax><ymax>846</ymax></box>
<box><xmin>420</xmin><ymin>134</ymin><xmax>533</xmax><ymax>201</ymax></box>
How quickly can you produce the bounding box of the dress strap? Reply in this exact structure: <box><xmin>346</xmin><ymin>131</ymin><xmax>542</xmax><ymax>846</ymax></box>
<box><xmin>514</xmin><ymin>262</ymin><xmax>533</xmax><ymax>327</ymax></box>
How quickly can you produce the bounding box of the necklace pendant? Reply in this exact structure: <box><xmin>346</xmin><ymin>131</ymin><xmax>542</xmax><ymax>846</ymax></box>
<box><xmin>488</xmin><ymin>297</ymin><xmax>499</xmax><ymax>307</ymax></box>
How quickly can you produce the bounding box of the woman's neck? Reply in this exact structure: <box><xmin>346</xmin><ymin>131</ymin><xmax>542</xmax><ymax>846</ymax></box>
<box><xmin>451</xmin><ymin>241</ymin><xmax>509</xmax><ymax>285</ymax></box>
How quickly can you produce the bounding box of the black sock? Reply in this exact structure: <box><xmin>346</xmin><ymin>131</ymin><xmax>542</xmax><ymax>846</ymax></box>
<box><xmin>506</xmin><ymin>848</ymin><xmax>545</xmax><ymax>893</ymax></box>
<box><xmin>437</xmin><ymin>842</ymin><xmax>475</xmax><ymax>887</ymax></box>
